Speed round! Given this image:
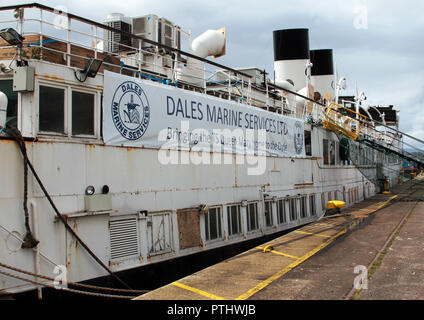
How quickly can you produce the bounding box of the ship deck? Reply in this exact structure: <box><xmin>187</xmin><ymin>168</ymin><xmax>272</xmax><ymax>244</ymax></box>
<box><xmin>135</xmin><ymin>176</ymin><xmax>424</xmax><ymax>300</ymax></box>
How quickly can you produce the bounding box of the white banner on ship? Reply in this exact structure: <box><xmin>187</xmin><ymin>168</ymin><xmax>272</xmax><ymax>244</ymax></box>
<box><xmin>103</xmin><ymin>71</ymin><xmax>305</xmax><ymax>158</ymax></box>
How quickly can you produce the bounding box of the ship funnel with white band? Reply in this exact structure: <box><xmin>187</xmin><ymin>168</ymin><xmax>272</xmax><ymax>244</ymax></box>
<box><xmin>273</xmin><ymin>28</ymin><xmax>310</xmax><ymax>91</ymax></box>
<box><xmin>310</xmin><ymin>49</ymin><xmax>334</xmax><ymax>101</ymax></box>
<box><xmin>177</xmin><ymin>28</ymin><xmax>226</xmax><ymax>86</ymax></box>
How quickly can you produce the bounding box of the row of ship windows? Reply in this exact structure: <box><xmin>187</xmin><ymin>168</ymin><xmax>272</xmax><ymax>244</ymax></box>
<box><xmin>207</xmin><ymin>185</ymin><xmax>367</xmax><ymax>243</ymax></box>
<box><xmin>109</xmin><ymin>187</ymin><xmax>368</xmax><ymax>261</ymax></box>
<box><xmin>204</xmin><ymin>195</ymin><xmax>317</xmax><ymax>241</ymax></box>
<box><xmin>322</xmin><ymin>139</ymin><xmax>399</xmax><ymax>166</ymax></box>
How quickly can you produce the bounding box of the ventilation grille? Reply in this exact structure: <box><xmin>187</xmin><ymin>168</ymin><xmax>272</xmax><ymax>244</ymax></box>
<box><xmin>109</xmin><ymin>218</ymin><xmax>139</xmax><ymax>260</ymax></box>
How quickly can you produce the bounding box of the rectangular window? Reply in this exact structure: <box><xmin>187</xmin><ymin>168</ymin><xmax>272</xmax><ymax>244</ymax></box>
<box><xmin>0</xmin><ymin>80</ymin><xmax>18</xmax><ymax>128</ymax></box>
<box><xmin>323</xmin><ymin>139</ymin><xmax>329</xmax><ymax>165</ymax></box>
<box><xmin>72</xmin><ymin>91</ymin><xmax>95</xmax><ymax>135</ymax></box>
<box><xmin>305</xmin><ymin>130</ymin><xmax>312</xmax><ymax>156</ymax></box>
<box><xmin>300</xmin><ymin>196</ymin><xmax>308</xmax><ymax>218</ymax></box>
<box><xmin>340</xmin><ymin>139</ymin><xmax>349</xmax><ymax>163</ymax></box>
<box><xmin>335</xmin><ymin>141</ymin><xmax>339</xmax><ymax>165</ymax></box>
<box><xmin>39</xmin><ymin>85</ymin><xmax>65</xmax><ymax>133</ymax></box>
<box><xmin>309</xmin><ymin>195</ymin><xmax>316</xmax><ymax>216</ymax></box>
<box><xmin>277</xmin><ymin>199</ymin><xmax>287</xmax><ymax>224</ymax></box>
<box><xmin>227</xmin><ymin>204</ymin><xmax>242</xmax><ymax>236</ymax></box>
<box><xmin>330</xmin><ymin>141</ymin><xmax>336</xmax><ymax>165</ymax></box>
<box><xmin>205</xmin><ymin>207</ymin><xmax>222</xmax><ymax>241</ymax></box>
<box><xmin>147</xmin><ymin>212</ymin><xmax>172</xmax><ymax>254</ymax></box>
<box><xmin>247</xmin><ymin>202</ymin><xmax>259</xmax><ymax>232</ymax></box>
<box><xmin>264</xmin><ymin>201</ymin><xmax>273</xmax><ymax>227</ymax></box>
<box><xmin>289</xmin><ymin>198</ymin><xmax>298</xmax><ymax>221</ymax></box>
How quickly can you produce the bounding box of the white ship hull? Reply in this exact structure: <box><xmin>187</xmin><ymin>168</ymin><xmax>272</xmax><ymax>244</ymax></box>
<box><xmin>0</xmin><ymin>123</ymin><xmax>394</xmax><ymax>295</ymax></box>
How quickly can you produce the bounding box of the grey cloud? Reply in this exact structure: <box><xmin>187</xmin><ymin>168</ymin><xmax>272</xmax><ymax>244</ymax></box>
<box><xmin>1</xmin><ymin>0</ymin><xmax>422</xmax><ymax>140</ymax></box>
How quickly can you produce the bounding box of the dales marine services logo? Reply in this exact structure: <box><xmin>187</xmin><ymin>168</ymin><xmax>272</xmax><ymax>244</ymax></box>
<box><xmin>111</xmin><ymin>81</ymin><xmax>150</xmax><ymax>140</ymax></box>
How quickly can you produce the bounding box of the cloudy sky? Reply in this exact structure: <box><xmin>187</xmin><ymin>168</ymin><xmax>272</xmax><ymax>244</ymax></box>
<box><xmin>2</xmin><ymin>0</ymin><xmax>423</xmax><ymax>145</ymax></box>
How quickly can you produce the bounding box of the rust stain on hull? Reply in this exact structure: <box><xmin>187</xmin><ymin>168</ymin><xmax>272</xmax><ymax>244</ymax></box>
<box><xmin>37</xmin><ymin>74</ymin><xmax>65</xmax><ymax>81</ymax></box>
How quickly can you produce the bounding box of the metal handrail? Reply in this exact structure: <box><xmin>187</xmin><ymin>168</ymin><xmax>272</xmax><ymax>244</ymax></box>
<box><xmin>0</xmin><ymin>2</ymin><xmax>329</xmax><ymax>121</ymax></box>
<box><xmin>0</xmin><ymin>2</ymin><xmax>253</xmax><ymax>79</ymax></box>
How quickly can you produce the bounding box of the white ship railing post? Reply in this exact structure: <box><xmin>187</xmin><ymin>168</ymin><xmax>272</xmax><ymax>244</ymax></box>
<box><xmin>39</xmin><ymin>8</ymin><xmax>43</xmax><ymax>61</ymax></box>
<box><xmin>67</xmin><ymin>16</ymin><xmax>71</xmax><ymax>67</ymax></box>
<box><xmin>227</xmin><ymin>72</ymin><xmax>231</xmax><ymax>100</ymax></box>
<box><xmin>203</xmin><ymin>62</ymin><xmax>206</xmax><ymax>91</ymax></box>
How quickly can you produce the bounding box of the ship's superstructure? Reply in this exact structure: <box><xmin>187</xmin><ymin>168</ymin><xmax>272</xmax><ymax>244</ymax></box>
<box><xmin>0</xmin><ymin>4</ymin><xmax>411</xmax><ymax>297</ymax></box>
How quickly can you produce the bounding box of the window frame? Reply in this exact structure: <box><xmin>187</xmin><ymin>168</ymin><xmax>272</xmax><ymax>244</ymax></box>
<box><xmin>36</xmin><ymin>81</ymin><xmax>101</xmax><ymax>139</ymax></box>
<box><xmin>246</xmin><ymin>201</ymin><xmax>259</xmax><ymax>232</ymax></box>
<box><xmin>71</xmin><ymin>88</ymin><xmax>98</xmax><ymax>138</ymax></box>
<box><xmin>304</xmin><ymin>130</ymin><xmax>312</xmax><ymax>156</ymax></box>
<box><xmin>309</xmin><ymin>194</ymin><xmax>317</xmax><ymax>217</ymax></box>
<box><xmin>146</xmin><ymin>211</ymin><xmax>173</xmax><ymax>256</ymax></box>
<box><xmin>299</xmin><ymin>195</ymin><xmax>308</xmax><ymax>219</ymax></box>
<box><xmin>204</xmin><ymin>206</ymin><xmax>223</xmax><ymax>242</ymax></box>
<box><xmin>264</xmin><ymin>200</ymin><xmax>274</xmax><ymax>227</ymax></box>
<box><xmin>277</xmin><ymin>198</ymin><xmax>288</xmax><ymax>224</ymax></box>
<box><xmin>226</xmin><ymin>203</ymin><xmax>242</xmax><ymax>237</ymax></box>
<box><xmin>37</xmin><ymin>83</ymin><xmax>68</xmax><ymax>136</ymax></box>
<box><xmin>289</xmin><ymin>197</ymin><xmax>298</xmax><ymax>222</ymax></box>
<box><xmin>323</xmin><ymin>139</ymin><xmax>329</xmax><ymax>165</ymax></box>
<box><xmin>321</xmin><ymin>193</ymin><xmax>326</xmax><ymax>211</ymax></box>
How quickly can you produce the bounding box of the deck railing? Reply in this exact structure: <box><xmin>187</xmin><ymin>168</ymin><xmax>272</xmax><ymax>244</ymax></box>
<box><xmin>0</xmin><ymin>3</ymin><xmax>328</xmax><ymax>122</ymax></box>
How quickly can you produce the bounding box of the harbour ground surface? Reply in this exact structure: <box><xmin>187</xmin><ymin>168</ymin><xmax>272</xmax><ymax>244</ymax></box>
<box><xmin>136</xmin><ymin>177</ymin><xmax>424</xmax><ymax>300</ymax></box>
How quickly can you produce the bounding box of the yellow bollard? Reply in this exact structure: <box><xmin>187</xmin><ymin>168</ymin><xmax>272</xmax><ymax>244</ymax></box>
<box><xmin>382</xmin><ymin>178</ymin><xmax>391</xmax><ymax>194</ymax></box>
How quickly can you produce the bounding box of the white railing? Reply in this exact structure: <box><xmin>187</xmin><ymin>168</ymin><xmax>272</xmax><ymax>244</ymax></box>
<box><xmin>0</xmin><ymin>4</ymin><xmax>320</xmax><ymax>122</ymax></box>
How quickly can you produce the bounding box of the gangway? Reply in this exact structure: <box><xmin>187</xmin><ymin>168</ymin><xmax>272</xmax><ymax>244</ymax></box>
<box><xmin>322</xmin><ymin>102</ymin><xmax>424</xmax><ymax>188</ymax></box>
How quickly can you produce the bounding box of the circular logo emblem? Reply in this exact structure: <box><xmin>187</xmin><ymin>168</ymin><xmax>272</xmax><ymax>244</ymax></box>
<box><xmin>111</xmin><ymin>81</ymin><xmax>150</xmax><ymax>140</ymax></box>
<box><xmin>294</xmin><ymin>121</ymin><xmax>304</xmax><ymax>154</ymax></box>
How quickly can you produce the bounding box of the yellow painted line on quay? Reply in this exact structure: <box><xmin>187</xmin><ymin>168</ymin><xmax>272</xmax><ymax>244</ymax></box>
<box><xmin>171</xmin><ymin>281</ymin><xmax>227</xmax><ymax>300</ymax></box>
<box><xmin>256</xmin><ymin>246</ymin><xmax>299</xmax><ymax>259</ymax></box>
<box><xmin>235</xmin><ymin>226</ymin><xmax>354</xmax><ymax>301</ymax></box>
<box><xmin>163</xmin><ymin>194</ymin><xmax>400</xmax><ymax>301</ymax></box>
<box><xmin>234</xmin><ymin>196</ymin><xmax>399</xmax><ymax>300</ymax></box>
<box><xmin>293</xmin><ymin>230</ymin><xmax>332</xmax><ymax>238</ymax></box>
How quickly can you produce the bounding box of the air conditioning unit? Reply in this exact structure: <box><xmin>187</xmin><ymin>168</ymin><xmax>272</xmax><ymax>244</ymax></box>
<box><xmin>158</xmin><ymin>18</ymin><xmax>173</xmax><ymax>49</ymax></box>
<box><xmin>132</xmin><ymin>15</ymin><xmax>181</xmax><ymax>53</ymax></box>
<box><xmin>103</xmin><ymin>13</ymin><xmax>132</xmax><ymax>53</ymax></box>
<box><xmin>132</xmin><ymin>14</ymin><xmax>159</xmax><ymax>51</ymax></box>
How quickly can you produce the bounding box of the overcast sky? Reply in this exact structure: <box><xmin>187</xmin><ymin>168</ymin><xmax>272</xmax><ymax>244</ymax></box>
<box><xmin>2</xmin><ymin>0</ymin><xmax>423</xmax><ymax>145</ymax></box>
